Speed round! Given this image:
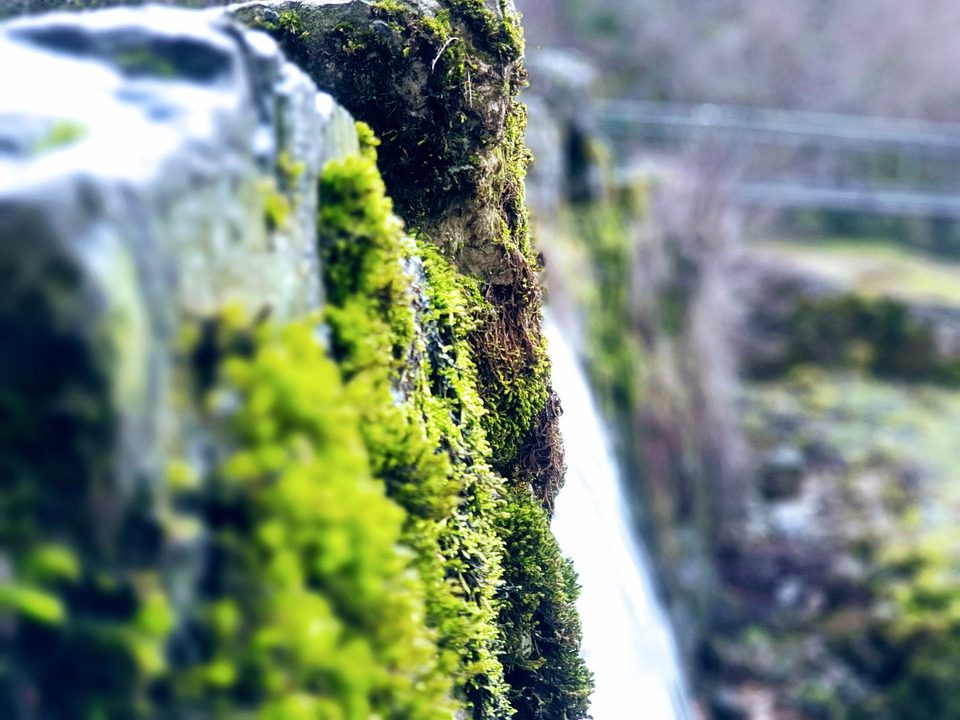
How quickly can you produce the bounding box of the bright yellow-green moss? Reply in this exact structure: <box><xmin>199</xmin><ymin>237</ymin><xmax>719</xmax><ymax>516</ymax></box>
<box><xmin>316</xmin><ymin>128</ymin><xmax>590</xmax><ymax>719</ymax></box>
<box><xmin>168</xmin><ymin>310</ymin><xmax>455</xmax><ymax>718</ymax></box>
<box><xmin>496</xmin><ymin>486</ymin><xmax>593</xmax><ymax>718</ymax></box>
<box><xmin>317</xmin><ymin>143</ymin><xmax>512</xmax><ymax>717</ymax></box>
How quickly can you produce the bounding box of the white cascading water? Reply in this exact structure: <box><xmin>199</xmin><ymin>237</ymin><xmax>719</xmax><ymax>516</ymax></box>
<box><xmin>547</xmin><ymin>317</ymin><xmax>695</xmax><ymax>720</ymax></box>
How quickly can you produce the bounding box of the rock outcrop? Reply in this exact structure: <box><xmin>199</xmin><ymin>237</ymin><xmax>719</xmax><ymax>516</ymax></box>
<box><xmin>231</xmin><ymin>0</ymin><xmax>563</xmax><ymax>505</ymax></box>
<box><xmin>0</xmin><ymin>3</ymin><xmax>590</xmax><ymax>719</ymax></box>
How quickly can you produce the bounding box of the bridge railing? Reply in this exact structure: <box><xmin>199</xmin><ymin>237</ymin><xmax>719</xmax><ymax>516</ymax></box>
<box><xmin>595</xmin><ymin>100</ymin><xmax>960</xmax><ymax>218</ymax></box>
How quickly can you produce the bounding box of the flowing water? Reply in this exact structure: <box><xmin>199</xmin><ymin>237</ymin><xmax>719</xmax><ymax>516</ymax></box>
<box><xmin>547</xmin><ymin>318</ymin><xmax>695</xmax><ymax>720</ymax></box>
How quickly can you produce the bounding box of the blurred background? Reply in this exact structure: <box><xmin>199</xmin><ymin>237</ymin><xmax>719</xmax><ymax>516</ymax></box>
<box><xmin>518</xmin><ymin>0</ymin><xmax>960</xmax><ymax>718</ymax></box>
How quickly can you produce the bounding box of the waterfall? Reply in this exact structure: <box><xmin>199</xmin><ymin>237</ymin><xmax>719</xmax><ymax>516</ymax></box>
<box><xmin>547</xmin><ymin>317</ymin><xmax>695</xmax><ymax>720</ymax></box>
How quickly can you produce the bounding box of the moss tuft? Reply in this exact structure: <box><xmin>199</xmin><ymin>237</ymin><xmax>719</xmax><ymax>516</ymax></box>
<box><xmin>316</xmin><ymin>141</ymin><xmax>513</xmax><ymax>717</ymax></box>
<box><xmin>496</xmin><ymin>486</ymin><xmax>593</xmax><ymax>719</ymax></box>
<box><xmin>314</xmin><ymin>127</ymin><xmax>590</xmax><ymax>718</ymax></box>
<box><xmin>167</xmin><ymin>310</ymin><xmax>456</xmax><ymax>718</ymax></box>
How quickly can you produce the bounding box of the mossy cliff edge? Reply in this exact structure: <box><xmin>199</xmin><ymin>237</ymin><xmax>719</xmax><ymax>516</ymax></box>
<box><xmin>0</xmin><ymin>3</ymin><xmax>589</xmax><ymax>719</ymax></box>
<box><xmin>231</xmin><ymin>0</ymin><xmax>562</xmax><ymax>506</ymax></box>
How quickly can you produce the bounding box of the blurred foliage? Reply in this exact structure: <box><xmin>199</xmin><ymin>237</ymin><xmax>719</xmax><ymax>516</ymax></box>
<box><xmin>745</xmin><ymin>370</ymin><xmax>960</xmax><ymax>476</ymax></box>
<box><xmin>545</xmin><ymin>172</ymin><xmax>647</xmax><ymax>478</ymax></box>
<box><xmin>526</xmin><ymin>0</ymin><xmax>960</xmax><ymax>121</ymax></box>
<box><xmin>779</xmin><ymin>294</ymin><xmax>960</xmax><ymax>383</ymax></box>
<box><xmin>782</xmin><ymin>210</ymin><xmax>960</xmax><ymax>261</ymax></box>
<box><xmin>740</xmin><ymin>369</ymin><xmax>960</xmax><ymax>719</ymax></box>
<box><xmin>317</xmin><ymin>144</ymin><xmax>511</xmax><ymax>716</ymax></box>
<box><xmin>574</xmin><ymin>200</ymin><xmax>643</xmax><ymax>430</ymax></box>
<box><xmin>870</xmin><ymin>532</ymin><xmax>960</xmax><ymax>719</ymax></box>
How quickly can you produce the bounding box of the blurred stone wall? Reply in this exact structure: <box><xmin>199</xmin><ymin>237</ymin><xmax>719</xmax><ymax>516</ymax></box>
<box><xmin>0</xmin><ymin>4</ymin><xmax>358</xmax><ymax>524</ymax></box>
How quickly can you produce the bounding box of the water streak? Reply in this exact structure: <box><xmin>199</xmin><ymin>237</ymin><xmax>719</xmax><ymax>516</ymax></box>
<box><xmin>548</xmin><ymin>317</ymin><xmax>694</xmax><ymax>720</ymax></box>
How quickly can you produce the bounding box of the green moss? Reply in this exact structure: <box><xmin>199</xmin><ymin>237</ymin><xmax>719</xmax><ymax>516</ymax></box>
<box><xmin>276</xmin><ymin>150</ymin><xmax>306</xmax><ymax>189</ymax></box>
<box><xmin>0</xmin><ymin>584</ymin><xmax>66</xmax><ymax>625</ymax></box>
<box><xmin>239</xmin><ymin>0</ymin><xmax>518</xmax><ymax>222</ymax></box>
<box><xmin>355</xmin><ymin>120</ymin><xmax>380</xmax><ymax>162</ymax></box>
<box><xmin>315</xmin><ymin>128</ymin><xmax>589</xmax><ymax>718</ymax></box>
<box><xmin>0</xmin><ymin>5</ymin><xmax>585</xmax><ymax>717</ymax></box>
<box><xmin>168</xmin><ymin>309</ymin><xmax>455</xmax><ymax>718</ymax></box>
<box><xmin>316</xmin><ymin>144</ymin><xmax>512</xmax><ymax>717</ymax></box>
<box><xmin>849</xmin><ymin>532</ymin><xmax>960</xmax><ymax>719</ymax></box>
<box><xmin>467</xmin><ymin>103</ymin><xmax>557</xmax><ymax>501</ymax></box>
<box><xmin>496</xmin><ymin>486</ymin><xmax>593</xmax><ymax>719</ymax></box>
<box><xmin>277</xmin><ymin>8</ymin><xmax>309</xmax><ymax>37</ymax></box>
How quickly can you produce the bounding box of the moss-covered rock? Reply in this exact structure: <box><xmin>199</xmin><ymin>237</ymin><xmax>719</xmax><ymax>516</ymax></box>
<box><xmin>232</xmin><ymin>0</ymin><xmax>560</xmax><ymax>507</ymax></box>
<box><xmin>313</xmin><ymin>132</ymin><xmax>590</xmax><ymax>719</ymax></box>
<box><xmin>0</xmin><ymin>9</ymin><xmax>359</xmax><ymax>715</ymax></box>
<box><xmin>496</xmin><ymin>486</ymin><xmax>593</xmax><ymax>719</ymax></box>
<box><xmin>0</xmin><ymin>4</ymin><xmax>589</xmax><ymax>718</ymax></box>
<box><xmin>315</xmin><ymin>142</ymin><xmax>509</xmax><ymax>717</ymax></box>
